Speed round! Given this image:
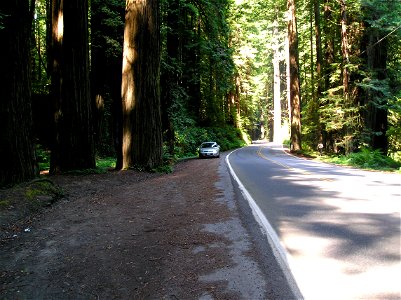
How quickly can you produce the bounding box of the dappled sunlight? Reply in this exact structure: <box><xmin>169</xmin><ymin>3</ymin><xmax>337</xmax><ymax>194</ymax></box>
<box><xmin>228</xmin><ymin>143</ymin><xmax>400</xmax><ymax>299</ymax></box>
<box><xmin>122</xmin><ymin>131</ymin><xmax>132</xmax><ymax>168</ymax></box>
<box><xmin>247</xmin><ymin>145</ymin><xmax>401</xmax><ymax>299</ymax></box>
<box><xmin>323</xmin><ymin>196</ymin><xmax>400</xmax><ymax>214</ymax></box>
<box><xmin>95</xmin><ymin>94</ymin><xmax>104</xmax><ymax>110</ymax></box>
<box><xmin>54</xmin><ymin>10</ymin><xmax>63</xmax><ymax>42</ymax></box>
<box><xmin>281</xmin><ymin>216</ymin><xmax>401</xmax><ymax>300</ymax></box>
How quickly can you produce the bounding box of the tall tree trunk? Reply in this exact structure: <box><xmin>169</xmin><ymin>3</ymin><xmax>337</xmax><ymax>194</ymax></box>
<box><xmin>235</xmin><ymin>75</ymin><xmax>241</xmax><ymax>128</ymax></box>
<box><xmin>314</xmin><ymin>0</ymin><xmax>323</xmax><ymax>137</ymax></box>
<box><xmin>50</xmin><ymin>0</ymin><xmax>95</xmax><ymax>173</ymax></box>
<box><xmin>287</xmin><ymin>0</ymin><xmax>302</xmax><ymax>151</ymax></box>
<box><xmin>339</xmin><ymin>0</ymin><xmax>350</xmax><ymax>103</ymax></box>
<box><xmin>323</xmin><ymin>0</ymin><xmax>335</xmax><ymax>151</ymax></box>
<box><xmin>122</xmin><ymin>0</ymin><xmax>163</xmax><ymax>169</ymax></box>
<box><xmin>285</xmin><ymin>35</ymin><xmax>291</xmax><ymax>127</ymax></box>
<box><xmin>323</xmin><ymin>0</ymin><xmax>334</xmax><ymax>92</ymax></box>
<box><xmin>339</xmin><ymin>0</ymin><xmax>353</xmax><ymax>153</ymax></box>
<box><xmin>359</xmin><ymin>2</ymin><xmax>389</xmax><ymax>154</ymax></box>
<box><xmin>272</xmin><ymin>21</ymin><xmax>282</xmax><ymax>143</ymax></box>
<box><xmin>314</xmin><ymin>0</ymin><xmax>323</xmax><ymax>98</ymax></box>
<box><xmin>0</xmin><ymin>0</ymin><xmax>38</xmax><ymax>187</ymax></box>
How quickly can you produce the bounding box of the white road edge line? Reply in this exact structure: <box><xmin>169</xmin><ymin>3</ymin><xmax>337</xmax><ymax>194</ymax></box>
<box><xmin>226</xmin><ymin>148</ymin><xmax>304</xmax><ymax>300</ymax></box>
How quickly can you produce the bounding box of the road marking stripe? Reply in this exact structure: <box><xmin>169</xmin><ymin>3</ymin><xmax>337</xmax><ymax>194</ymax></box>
<box><xmin>257</xmin><ymin>146</ymin><xmax>334</xmax><ymax>182</ymax></box>
<box><xmin>226</xmin><ymin>149</ymin><xmax>304</xmax><ymax>299</ymax></box>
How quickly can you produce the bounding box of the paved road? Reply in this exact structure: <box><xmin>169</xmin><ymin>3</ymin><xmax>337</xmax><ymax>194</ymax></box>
<box><xmin>227</xmin><ymin>143</ymin><xmax>401</xmax><ymax>300</ymax></box>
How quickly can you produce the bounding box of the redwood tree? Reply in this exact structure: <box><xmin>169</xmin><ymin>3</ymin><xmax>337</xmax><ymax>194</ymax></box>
<box><xmin>288</xmin><ymin>0</ymin><xmax>302</xmax><ymax>151</ymax></box>
<box><xmin>49</xmin><ymin>0</ymin><xmax>95</xmax><ymax>173</ymax></box>
<box><xmin>121</xmin><ymin>0</ymin><xmax>163</xmax><ymax>169</ymax></box>
<box><xmin>0</xmin><ymin>0</ymin><xmax>38</xmax><ymax>187</ymax></box>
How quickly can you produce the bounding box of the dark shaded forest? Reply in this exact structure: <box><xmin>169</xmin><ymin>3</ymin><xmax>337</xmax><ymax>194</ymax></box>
<box><xmin>1</xmin><ymin>0</ymin><xmax>400</xmax><ymax>187</ymax></box>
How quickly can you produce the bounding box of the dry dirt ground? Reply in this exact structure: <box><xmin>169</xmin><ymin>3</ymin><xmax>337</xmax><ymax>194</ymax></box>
<box><xmin>0</xmin><ymin>154</ymin><xmax>294</xmax><ymax>299</ymax></box>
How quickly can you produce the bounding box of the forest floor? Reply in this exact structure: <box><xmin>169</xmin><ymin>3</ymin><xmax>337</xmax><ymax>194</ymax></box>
<box><xmin>0</xmin><ymin>153</ymin><xmax>294</xmax><ymax>299</ymax></box>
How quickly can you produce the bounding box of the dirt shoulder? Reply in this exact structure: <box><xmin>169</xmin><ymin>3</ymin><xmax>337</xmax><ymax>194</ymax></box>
<box><xmin>1</xmin><ymin>154</ymin><xmax>294</xmax><ymax>299</ymax></box>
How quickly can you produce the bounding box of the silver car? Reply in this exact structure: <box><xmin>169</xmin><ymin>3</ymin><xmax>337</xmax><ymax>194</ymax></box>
<box><xmin>199</xmin><ymin>142</ymin><xmax>220</xmax><ymax>158</ymax></box>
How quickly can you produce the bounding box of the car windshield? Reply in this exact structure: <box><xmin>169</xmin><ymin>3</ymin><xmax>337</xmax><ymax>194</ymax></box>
<box><xmin>201</xmin><ymin>143</ymin><xmax>215</xmax><ymax>148</ymax></box>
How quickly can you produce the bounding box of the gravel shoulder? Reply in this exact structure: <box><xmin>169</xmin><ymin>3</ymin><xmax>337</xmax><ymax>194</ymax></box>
<box><xmin>1</xmin><ymin>153</ymin><xmax>296</xmax><ymax>299</ymax></box>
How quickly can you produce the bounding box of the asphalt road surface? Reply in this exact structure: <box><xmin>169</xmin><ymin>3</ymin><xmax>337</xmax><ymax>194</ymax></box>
<box><xmin>227</xmin><ymin>142</ymin><xmax>401</xmax><ymax>300</ymax></box>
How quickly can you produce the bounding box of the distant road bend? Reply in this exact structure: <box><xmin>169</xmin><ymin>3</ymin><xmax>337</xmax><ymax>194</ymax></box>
<box><xmin>227</xmin><ymin>142</ymin><xmax>401</xmax><ymax>300</ymax></box>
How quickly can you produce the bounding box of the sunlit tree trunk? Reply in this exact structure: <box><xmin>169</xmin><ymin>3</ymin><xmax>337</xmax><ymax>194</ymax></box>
<box><xmin>272</xmin><ymin>21</ymin><xmax>282</xmax><ymax>143</ymax></box>
<box><xmin>235</xmin><ymin>75</ymin><xmax>241</xmax><ymax>128</ymax></box>
<box><xmin>0</xmin><ymin>0</ymin><xmax>38</xmax><ymax>187</ymax></box>
<box><xmin>339</xmin><ymin>0</ymin><xmax>353</xmax><ymax>153</ymax></box>
<box><xmin>122</xmin><ymin>0</ymin><xmax>163</xmax><ymax>169</ymax></box>
<box><xmin>285</xmin><ymin>36</ymin><xmax>291</xmax><ymax>127</ymax></box>
<box><xmin>287</xmin><ymin>0</ymin><xmax>302</xmax><ymax>151</ymax></box>
<box><xmin>323</xmin><ymin>0</ymin><xmax>334</xmax><ymax>92</ymax></box>
<box><xmin>323</xmin><ymin>0</ymin><xmax>335</xmax><ymax>151</ymax></box>
<box><xmin>314</xmin><ymin>0</ymin><xmax>323</xmax><ymax>145</ymax></box>
<box><xmin>314</xmin><ymin>0</ymin><xmax>323</xmax><ymax>99</ymax></box>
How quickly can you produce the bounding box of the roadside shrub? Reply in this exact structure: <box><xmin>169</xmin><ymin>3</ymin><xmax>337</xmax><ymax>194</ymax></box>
<box><xmin>36</xmin><ymin>144</ymin><xmax>50</xmax><ymax>171</ymax></box>
<box><xmin>347</xmin><ymin>148</ymin><xmax>401</xmax><ymax>170</ymax></box>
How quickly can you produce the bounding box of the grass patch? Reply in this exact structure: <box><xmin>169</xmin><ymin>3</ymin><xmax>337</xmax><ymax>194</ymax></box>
<box><xmin>96</xmin><ymin>157</ymin><xmax>116</xmax><ymax>171</ymax></box>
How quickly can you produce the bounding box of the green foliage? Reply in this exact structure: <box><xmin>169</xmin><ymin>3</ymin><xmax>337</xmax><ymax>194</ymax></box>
<box><xmin>96</xmin><ymin>157</ymin><xmax>116</xmax><ymax>170</ymax></box>
<box><xmin>62</xmin><ymin>157</ymin><xmax>117</xmax><ymax>175</ymax></box>
<box><xmin>91</xmin><ymin>0</ymin><xmax>125</xmax><ymax>61</ymax></box>
<box><xmin>387</xmin><ymin>96</ymin><xmax>401</xmax><ymax>159</ymax></box>
<box><xmin>36</xmin><ymin>144</ymin><xmax>50</xmax><ymax>171</ymax></box>
<box><xmin>31</xmin><ymin>0</ymin><xmax>50</xmax><ymax>92</ymax></box>
<box><xmin>0</xmin><ymin>12</ymin><xmax>7</xmax><ymax>30</ymax></box>
<box><xmin>323</xmin><ymin>148</ymin><xmax>401</xmax><ymax>171</ymax></box>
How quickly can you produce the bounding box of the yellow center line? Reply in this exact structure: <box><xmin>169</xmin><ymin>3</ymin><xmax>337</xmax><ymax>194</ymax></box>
<box><xmin>257</xmin><ymin>146</ymin><xmax>333</xmax><ymax>182</ymax></box>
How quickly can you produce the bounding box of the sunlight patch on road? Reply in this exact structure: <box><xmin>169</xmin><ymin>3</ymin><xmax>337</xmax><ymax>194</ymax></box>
<box><xmin>256</xmin><ymin>147</ymin><xmax>337</xmax><ymax>183</ymax></box>
<box><xmin>282</xmin><ymin>227</ymin><xmax>401</xmax><ymax>300</ymax></box>
<box><xmin>323</xmin><ymin>197</ymin><xmax>400</xmax><ymax>214</ymax></box>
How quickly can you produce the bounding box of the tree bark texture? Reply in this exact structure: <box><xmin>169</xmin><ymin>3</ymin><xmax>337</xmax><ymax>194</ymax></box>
<box><xmin>313</xmin><ymin>0</ymin><xmax>323</xmax><ymax>144</ymax></box>
<box><xmin>272</xmin><ymin>21</ymin><xmax>282</xmax><ymax>143</ymax></box>
<box><xmin>287</xmin><ymin>0</ymin><xmax>302</xmax><ymax>151</ymax></box>
<box><xmin>323</xmin><ymin>0</ymin><xmax>334</xmax><ymax>93</ymax></box>
<box><xmin>339</xmin><ymin>0</ymin><xmax>350</xmax><ymax>103</ymax></box>
<box><xmin>122</xmin><ymin>0</ymin><xmax>163</xmax><ymax>169</ymax></box>
<box><xmin>339</xmin><ymin>0</ymin><xmax>355</xmax><ymax>153</ymax></box>
<box><xmin>314</xmin><ymin>0</ymin><xmax>323</xmax><ymax>98</ymax></box>
<box><xmin>0</xmin><ymin>0</ymin><xmax>38</xmax><ymax>187</ymax></box>
<box><xmin>50</xmin><ymin>0</ymin><xmax>95</xmax><ymax>173</ymax></box>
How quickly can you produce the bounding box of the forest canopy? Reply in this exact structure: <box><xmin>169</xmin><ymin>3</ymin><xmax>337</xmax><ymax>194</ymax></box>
<box><xmin>1</xmin><ymin>0</ymin><xmax>400</xmax><ymax>187</ymax></box>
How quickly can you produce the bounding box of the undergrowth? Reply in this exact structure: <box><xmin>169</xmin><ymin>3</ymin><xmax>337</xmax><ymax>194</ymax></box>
<box><xmin>319</xmin><ymin>148</ymin><xmax>401</xmax><ymax>172</ymax></box>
